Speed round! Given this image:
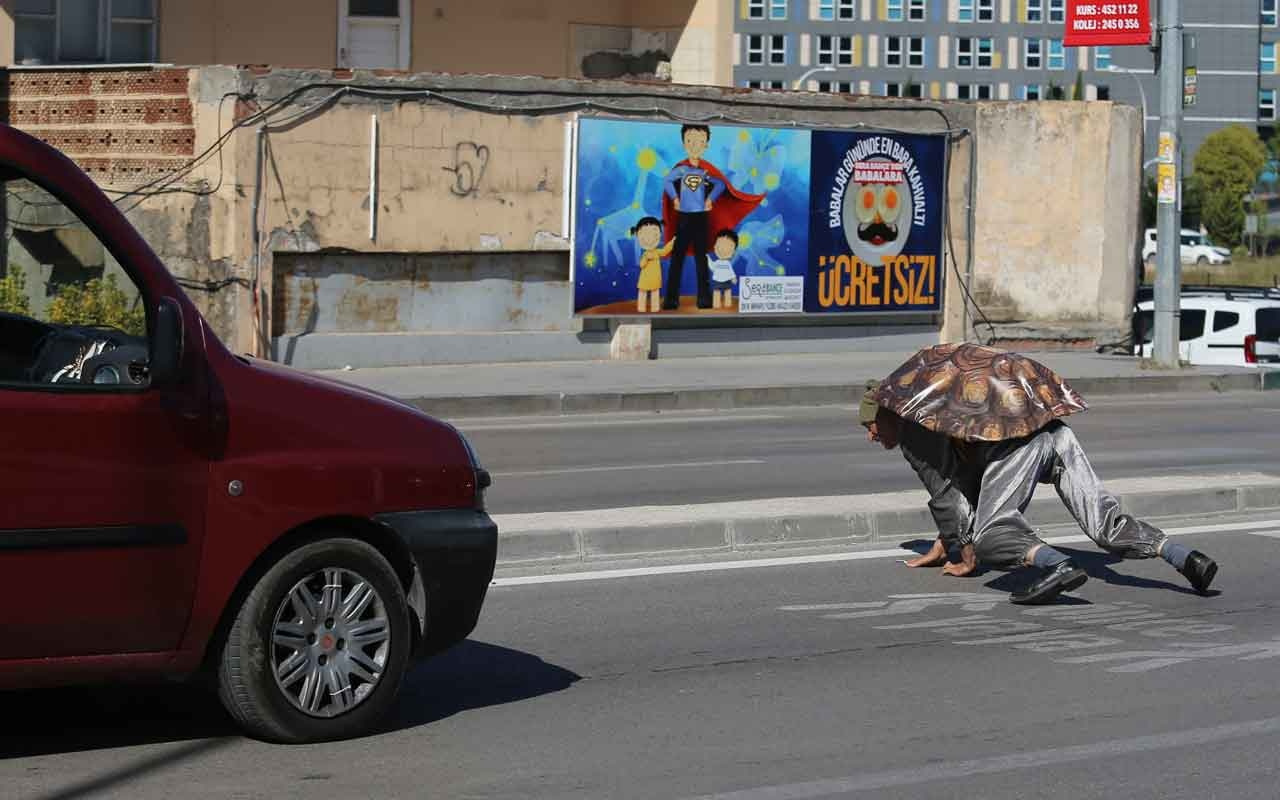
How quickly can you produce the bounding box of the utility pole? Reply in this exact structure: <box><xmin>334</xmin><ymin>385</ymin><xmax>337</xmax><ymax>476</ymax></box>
<box><xmin>1153</xmin><ymin>0</ymin><xmax>1182</xmax><ymax>367</ymax></box>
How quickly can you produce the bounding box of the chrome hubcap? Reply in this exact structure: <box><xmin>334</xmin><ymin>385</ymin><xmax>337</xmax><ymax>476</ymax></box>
<box><xmin>271</xmin><ymin>567</ymin><xmax>391</xmax><ymax>718</ymax></box>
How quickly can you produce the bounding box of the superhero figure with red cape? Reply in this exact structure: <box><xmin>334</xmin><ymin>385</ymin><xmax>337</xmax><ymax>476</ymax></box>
<box><xmin>661</xmin><ymin>125</ymin><xmax>765</xmax><ymax>309</ymax></box>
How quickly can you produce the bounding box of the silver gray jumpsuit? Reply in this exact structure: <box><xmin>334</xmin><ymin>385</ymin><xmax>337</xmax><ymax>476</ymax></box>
<box><xmin>898</xmin><ymin>419</ymin><xmax>1168</xmax><ymax>569</ymax></box>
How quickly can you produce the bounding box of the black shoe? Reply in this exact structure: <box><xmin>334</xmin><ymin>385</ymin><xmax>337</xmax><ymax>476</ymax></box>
<box><xmin>696</xmin><ymin>298</ymin><xmax>713</xmax><ymax>309</ymax></box>
<box><xmin>1179</xmin><ymin>551</ymin><xmax>1218</xmax><ymax>595</ymax></box>
<box><xmin>1010</xmin><ymin>560</ymin><xmax>1089</xmax><ymax>605</ymax></box>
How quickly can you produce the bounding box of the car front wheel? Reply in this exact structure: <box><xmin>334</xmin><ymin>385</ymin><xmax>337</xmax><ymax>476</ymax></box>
<box><xmin>217</xmin><ymin>538</ymin><xmax>412</xmax><ymax>743</ymax></box>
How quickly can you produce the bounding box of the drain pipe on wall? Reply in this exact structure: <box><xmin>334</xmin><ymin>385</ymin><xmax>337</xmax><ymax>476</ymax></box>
<box><xmin>251</xmin><ymin>124</ymin><xmax>267</xmax><ymax>358</ymax></box>
<box><xmin>369</xmin><ymin>113</ymin><xmax>379</xmax><ymax>242</ymax></box>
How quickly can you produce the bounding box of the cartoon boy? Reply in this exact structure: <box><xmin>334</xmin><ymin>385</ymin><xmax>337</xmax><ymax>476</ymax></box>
<box><xmin>632</xmin><ymin>216</ymin><xmax>673</xmax><ymax>313</ymax></box>
<box><xmin>661</xmin><ymin>125</ymin><xmax>764</xmax><ymax>310</ymax></box>
<box><xmin>707</xmin><ymin>229</ymin><xmax>740</xmax><ymax>310</ymax></box>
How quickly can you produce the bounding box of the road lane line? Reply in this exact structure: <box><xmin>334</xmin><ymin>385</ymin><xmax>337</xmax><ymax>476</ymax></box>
<box><xmin>492</xmin><ymin>459</ymin><xmax>766</xmax><ymax>478</ymax></box>
<box><xmin>492</xmin><ymin>518</ymin><xmax>1280</xmax><ymax>587</ymax></box>
<box><xmin>684</xmin><ymin>716</ymin><xmax>1280</xmax><ymax>799</ymax></box>
<box><xmin>459</xmin><ymin>413</ymin><xmax>787</xmax><ymax>431</ymax></box>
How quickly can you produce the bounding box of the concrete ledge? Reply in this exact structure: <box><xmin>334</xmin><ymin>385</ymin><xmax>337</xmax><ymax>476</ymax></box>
<box><xmin>492</xmin><ymin>472</ymin><xmax>1280</xmax><ymax>568</ymax></box>
<box><xmin>404</xmin><ymin>371</ymin><xmax>1261</xmax><ymax>419</ymax></box>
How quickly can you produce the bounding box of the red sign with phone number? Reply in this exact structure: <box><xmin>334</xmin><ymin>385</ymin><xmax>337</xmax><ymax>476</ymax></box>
<box><xmin>1064</xmin><ymin>0</ymin><xmax>1152</xmax><ymax>47</ymax></box>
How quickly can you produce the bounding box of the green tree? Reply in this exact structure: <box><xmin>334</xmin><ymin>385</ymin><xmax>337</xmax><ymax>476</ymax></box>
<box><xmin>46</xmin><ymin>273</ymin><xmax>146</xmax><ymax>336</ymax></box>
<box><xmin>0</xmin><ymin>264</ymin><xmax>30</xmax><ymax>316</ymax></box>
<box><xmin>1192</xmin><ymin>124</ymin><xmax>1268</xmax><ymax>247</ymax></box>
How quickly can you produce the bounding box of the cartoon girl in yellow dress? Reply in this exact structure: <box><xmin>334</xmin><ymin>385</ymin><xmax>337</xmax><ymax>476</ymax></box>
<box><xmin>632</xmin><ymin>216</ymin><xmax>674</xmax><ymax>312</ymax></box>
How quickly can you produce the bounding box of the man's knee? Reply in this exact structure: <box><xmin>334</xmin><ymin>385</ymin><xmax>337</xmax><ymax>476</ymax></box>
<box><xmin>974</xmin><ymin>532</ymin><xmax>1034</xmax><ymax>570</ymax></box>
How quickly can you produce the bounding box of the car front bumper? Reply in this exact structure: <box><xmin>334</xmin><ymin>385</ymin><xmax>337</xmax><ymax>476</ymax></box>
<box><xmin>373</xmin><ymin>509</ymin><xmax>498</xmax><ymax>657</ymax></box>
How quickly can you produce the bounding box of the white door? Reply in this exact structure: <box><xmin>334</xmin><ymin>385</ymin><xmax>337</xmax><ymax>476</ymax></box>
<box><xmin>1178</xmin><ymin>306</ymin><xmax>1207</xmax><ymax>364</ymax></box>
<box><xmin>1198</xmin><ymin>307</ymin><xmax>1246</xmax><ymax>366</ymax></box>
<box><xmin>338</xmin><ymin>0</ymin><xmax>410</xmax><ymax>70</ymax></box>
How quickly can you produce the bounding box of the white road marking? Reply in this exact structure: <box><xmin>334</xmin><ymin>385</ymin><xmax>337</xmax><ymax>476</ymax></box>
<box><xmin>1247</xmin><ymin>529</ymin><xmax>1280</xmax><ymax>539</ymax></box>
<box><xmin>459</xmin><ymin>413</ymin><xmax>786</xmax><ymax>431</ymax></box>
<box><xmin>685</xmin><ymin>716</ymin><xmax>1280</xmax><ymax>799</ymax></box>
<box><xmin>492</xmin><ymin>518</ymin><xmax>1280</xmax><ymax>587</ymax></box>
<box><xmin>491</xmin><ymin>459</ymin><xmax>766</xmax><ymax>478</ymax></box>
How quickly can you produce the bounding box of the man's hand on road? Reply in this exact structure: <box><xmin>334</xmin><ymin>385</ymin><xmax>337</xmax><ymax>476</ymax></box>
<box><xmin>904</xmin><ymin>537</ymin><xmax>947</xmax><ymax>568</ymax></box>
<box><xmin>942</xmin><ymin>544</ymin><xmax>978</xmax><ymax>577</ymax></box>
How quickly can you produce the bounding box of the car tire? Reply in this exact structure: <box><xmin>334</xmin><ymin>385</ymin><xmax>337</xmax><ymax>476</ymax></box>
<box><xmin>217</xmin><ymin>537</ymin><xmax>412</xmax><ymax>743</ymax></box>
<box><xmin>1197</xmin><ymin>256</ymin><xmax>1209</xmax><ymax>266</ymax></box>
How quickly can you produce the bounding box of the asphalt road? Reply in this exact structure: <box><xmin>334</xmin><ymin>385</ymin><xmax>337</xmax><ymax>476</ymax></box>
<box><xmin>460</xmin><ymin>391</ymin><xmax>1280</xmax><ymax>513</ymax></box>
<box><xmin>7</xmin><ymin>513</ymin><xmax>1280</xmax><ymax>799</ymax></box>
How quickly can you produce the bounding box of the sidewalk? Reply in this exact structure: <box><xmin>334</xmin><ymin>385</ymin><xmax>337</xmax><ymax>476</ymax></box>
<box><xmin>315</xmin><ymin>350</ymin><xmax>1274</xmax><ymax>418</ymax></box>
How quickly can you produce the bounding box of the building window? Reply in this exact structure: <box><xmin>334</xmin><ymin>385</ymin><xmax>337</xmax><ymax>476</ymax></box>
<box><xmin>887</xmin><ymin>0</ymin><xmax>904</xmax><ymax>21</ymax></box>
<box><xmin>817</xmin><ymin>35</ymin><xmax>835</xmax><ymax>65</ymax></box>
<box><xmin>1096</xmin><ymin>84</ymin><xmax>1110</xmax><ymax>100</ymax></box>
<box><xmin>978</xmin><ymin>0</ymin><xmax>995</xmax><ymax>22</ymax></box>
<box><xmin>908</xmin><ymin>36</ymin><xmax>925</xmax><ymax>67</ymax></box>
<box><xmin>1264</xmin><ymin>42</ymin><xmax>1277</xmax><ymax>74</ymax></box>
<box><xmin>747</xmin><ymin>0</ymin><xmax>766</xmax><ymax>19</ymax></box>
<box><xmin>1022</xmin><ymin>84</ymin><xmax>1042</xmax><ymax>100</ymax></box>
<box><xmin>1027</xmin><ymin>0</ymin><xmax>1042</xmax><ymax>22</ymax></box>
<box><xmin>958</xmin><ymin>0</ymin><xmax>973</xmax><ymax>22</ymax></box>
<box><xmin>977</xmin><ymin>84</ymin><xmax>994</xmax><ymax>99</ymax></box>
<box><xmin>818</xmin><ymin>0</ymin><xmax>835</xmax><ymax>20</ymax></box>
<box><xmin>746</xmin><ymin>80</ymin><xmax>763</xmax><ymax>88</ymax></box>
<box><xmin>1048</xmin><ymin>38</ymin><xmax>1065</xmax><ymax>70</ymax></box>
<box><xmin>837</xmin><ymin>36</ymin><xmax>854</xmax><ymax>65</ymax></box>
<box><xmin>957</xmin><ymin>37</ymin><xmax>973</xmax><ymax>68</ymax></box>
<box><xmin>977</xmin><ymin>37</ymin><xmax>993</xmax><ymax>68</ymax></box>
<box><xmin>1266</xmin><ymin>0</ymin><xmax>1278</xmax><ymax>27</ymax></box>
<box><xmin>1095</xmin><ymin>45</ymin><xmax>1111</xmax><ymax>70</ymax></box>
<box><xmin>1025</xmin><ymin>37</ymin><xmax>1042</xmax><ymax>69</ymax></box>
<box><xmin>886</xmin><ymin>36</ymin><xmax>904</xmax><ymax>66</ymax></box>
<box><xmin>14</xmin><ymin>0</ymin><xmax>157</xmax><ymax>64</ymax></box>
<box><xmin>819</xmin><ymin>80</ymin><xmax>855</xmax><ymax>92</ymax></box>
<box><xmin>767</xmin><ymin>80</ymin><xmax>786</xmax><ymax>89</ymax></box>
<box><xmin>885</xmin><ymin>82</ymin><xmax>903</xmax><ymax>96</ymax></box>
<box><xmin>769</xmin><ymin>34</ymin><xmax>787</xmax><ymax>65</ymax></box>
<box><xmin>907</xmin><ymin>82</ymin><xmax>924</xmax><ymax>98</ymax></box>
<box><xmin>770</xmin><ymin>0</ymin><xmax>788</xmax><ymax>20</ymax></box>
<box><xmin>909</xmin><ymin>0</ymin><xmax>927</xmax><ymax>21</ymax></box>
<box><xmin>957</xmin><ymin>84</ymin><xmax>973</xmax><ymax>100</ymax></box>
<box><xmin>1262</xmin><ymin>89</ymin><xmax>1277</xmax><ymax>120</ymax></box>
<box><xmin>747</xmin><ymin>34</ymin><xmax>765</xmax><ymax>64</ymax></box>
<box><xmin>1049</xmin><ymin>0</ymin><xmax>1065</xmax><ymax>23</ymax></box>
<box><xmin>838</xmin><ymin>0</ymin><xmax>856</xmax><ymax>19</ymax></box>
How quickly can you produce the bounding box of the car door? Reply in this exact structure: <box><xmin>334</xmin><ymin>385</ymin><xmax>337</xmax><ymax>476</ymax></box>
<box><xmin>1200</xmin><ymin>307</ymin><xmax>1245</xmax><ymax>366</ymax></box>
<box><xmin>1178</xmin><ymin>306</ymin><xmax>1208</xmax><ymax>363</ymax></box>
<box><xmin>0</xmin><ymin>172</ymin><xmax>209</xmax><ymax>659</ymax></box>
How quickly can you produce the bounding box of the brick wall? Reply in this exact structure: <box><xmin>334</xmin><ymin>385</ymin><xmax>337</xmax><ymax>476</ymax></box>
<box><xmin>0</xmin><ymin>67</ymin><xmax>195</xmax><ymax>187</ymax></box>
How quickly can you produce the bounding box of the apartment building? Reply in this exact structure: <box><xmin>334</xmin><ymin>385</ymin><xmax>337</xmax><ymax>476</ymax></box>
<box><xmin>733</xmin><ymin>0</ymin><xmax>1280</xmax><ymax>165</ymax></box>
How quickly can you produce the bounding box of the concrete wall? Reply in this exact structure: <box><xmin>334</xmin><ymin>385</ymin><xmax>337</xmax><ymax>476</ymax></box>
<box><xmin>1</xmin><ymin>64</ymin><xmax>1141</xmax><ymax>365</ymax></box>
<box><xmin>0</xmin><ymin>0</ymin><xmax>731</xmax><ymax>87</ymax></box>
<box><xmin>971</xmin><ymin>100</ymin><xmax>1141</xmax><ymax>331</ymax></box>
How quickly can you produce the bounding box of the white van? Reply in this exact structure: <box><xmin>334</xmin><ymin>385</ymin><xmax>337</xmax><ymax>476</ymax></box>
<box><xmin>1141</xmin><ymin>228</ymin><xmax>1232</xmax><ymax>266</ymax></box>
<box><xmin>1133</xmin><ymin>288</ymin><xmax>1280</xmax><ymax>366</ymax></box>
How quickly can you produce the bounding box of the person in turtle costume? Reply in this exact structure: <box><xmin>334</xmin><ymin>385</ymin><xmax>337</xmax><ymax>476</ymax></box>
<box><xmin>860</xmin><ymin>343</ymin><xmax>1219</xmax><ymax>605</ymax></box>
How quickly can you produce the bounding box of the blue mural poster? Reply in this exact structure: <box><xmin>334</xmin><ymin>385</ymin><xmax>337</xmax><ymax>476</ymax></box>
<box><xmin>572</xmin><ymin>117</ymin><xmax>811</xmax><ymax>315</ymax></box>
<box><xmin>570</xmin><ymin>117</ymin><xmax>946</xmax><ymax>316</ymax></box>
<box><xmin>805</xmin><ymin>131</ymin><xmax>947</xmax><ymax>314</ymax></box>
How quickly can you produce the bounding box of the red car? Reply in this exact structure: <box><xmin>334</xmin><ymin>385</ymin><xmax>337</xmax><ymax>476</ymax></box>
<box><xmin>0</xmin><ymin>124</ymin><xmax>497</xmax><ymax>742</ymax></box>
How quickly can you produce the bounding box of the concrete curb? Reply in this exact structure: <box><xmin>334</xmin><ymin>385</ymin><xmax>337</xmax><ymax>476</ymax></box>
<box><xmin>404</xmin><ymin>371</ymin><xmax>1269</xmax><ymax>419</ymax></box>
<box><xmin>491</xmin><ymin>473</ymin><xmax>1280</xmax><ymax>569</ymax></box>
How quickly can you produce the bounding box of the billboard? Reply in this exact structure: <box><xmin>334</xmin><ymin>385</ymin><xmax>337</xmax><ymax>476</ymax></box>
<box><xmin>571</xmin><ymin>117</ymin><xmax>946</xmax><ymax>317</ymax></box>
<box><xmin>1064</xmin><ymin>1</ymin><xmax>1152</xmax><ymax>47</ymax></box>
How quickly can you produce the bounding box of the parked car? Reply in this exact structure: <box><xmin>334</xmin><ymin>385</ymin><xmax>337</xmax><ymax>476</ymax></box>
<box><xmin>1142</xmin><ymin>228</ymin><xmax>1232</xmax><ymax>266</ymax></box>
<box><xmin>1132</xmin><ymin>287</ymin><xmax>1280</xmax><ymax>366</ymax></box>
<box><xmin>0</xmin><ymin>124</ymin><xmax>497</xmax><ymax>743</ymax></box>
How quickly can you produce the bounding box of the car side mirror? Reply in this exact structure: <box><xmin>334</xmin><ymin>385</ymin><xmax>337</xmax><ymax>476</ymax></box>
<box><xmin>150</xmin><ymin>297</ymin><xmax>185</xmax><ymax>387</ymax></box>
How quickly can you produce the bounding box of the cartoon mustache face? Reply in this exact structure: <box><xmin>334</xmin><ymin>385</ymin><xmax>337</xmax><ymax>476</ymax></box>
<box><xmin>857</xmin><ymin>221</ymin><xmax>899</xmax><ymax>246</ymax></box>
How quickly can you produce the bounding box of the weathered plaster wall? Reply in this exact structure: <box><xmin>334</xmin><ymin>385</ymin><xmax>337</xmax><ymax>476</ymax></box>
<box><xmin>971</xmin><ymin>101</ymin><xmax>1141</xmax><ymax>329</ymax></box>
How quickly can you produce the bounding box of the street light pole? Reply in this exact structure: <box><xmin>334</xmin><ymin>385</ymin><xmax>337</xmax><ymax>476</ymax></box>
<box><xmin>1153</xmin><ymin>0</ymin><xmax>1183</xmax><ymax>367</ymax></box>
<box><xmin>794</xmin><ymin>65</ymin><xmax>836</xmax><ymax>89</ymax></box>
<box><xmin>1108</xmin><ymin>65</ymin><xmax>1149</xmax><ymax>127</ymax></box>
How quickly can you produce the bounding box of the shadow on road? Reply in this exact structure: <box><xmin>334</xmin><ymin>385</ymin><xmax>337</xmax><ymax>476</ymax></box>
<box><xmin>978</xmin><ymin>546</ymin><xmax>1220</xmax><ymax>599</ymax></box>
<box><xmin>386</xmin><ymin>639</ymin><xmax>581</xmax><ymax>731</ymax></box>
<box><xmin>0</xmin><ymin>640</ymin><xmax>579</xmax><ymax>761</ymax></box>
